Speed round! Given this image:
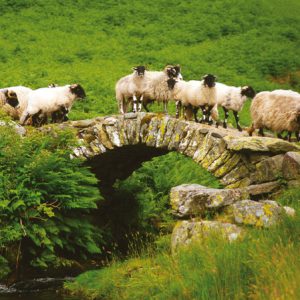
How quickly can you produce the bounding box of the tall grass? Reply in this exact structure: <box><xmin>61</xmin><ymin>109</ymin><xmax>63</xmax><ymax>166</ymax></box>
<box><xmin>65</xmin><ymin>187</ymin><xmax>300</xmax><ymax>300</ymax></box>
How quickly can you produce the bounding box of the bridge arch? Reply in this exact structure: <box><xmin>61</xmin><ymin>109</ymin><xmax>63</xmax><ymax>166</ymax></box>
<box><xmin>70</xmin><ymin>113</ymin><xmax>300</xmax><ymax>197</ymax></box>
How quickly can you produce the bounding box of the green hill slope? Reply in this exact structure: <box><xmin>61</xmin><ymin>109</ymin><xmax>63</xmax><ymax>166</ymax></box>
<box><xmin>0</xmin><ymin>0</ymin><xmax>299</xmax><ymax>121</ymax></box>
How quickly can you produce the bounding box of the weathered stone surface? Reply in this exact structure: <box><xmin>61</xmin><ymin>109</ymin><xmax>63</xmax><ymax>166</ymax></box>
<box><xmin>213</xmin><ymin>153</ymin><xmax>241</xmax><ymax>178</ymax></box>
<box><xmin>282</xmin><ymin>152</ymin><xmax>300</xmax><ymax>180</ymax></box>
<box><xmin>168</xmin><ymin>120</ymin><xmax>189</xmax><ymax>150</ymax></box>
<box><xmin>246</xmin><ymin>181</ymin><xmax>281</xmax><ymax>196</ymax></box>
<box><xmin>156</xmin><ymin>116</ymin><xmax>171</xmax><ymax>148</ymax></box>
<box><xmin>231</xmin><ymin>200</ymin><xmax>284</xmax><ymax>227</ymax></box>
<box><xmin>160</xmin><ymin>118</ymin><xmax>178</xmax><ymax>148</ymax></box>
<box><xmin>170</xmin><ymin>184</ymin><xmax>249</xmax><ymax>217</ymax></box>
<box><xmin>220</xmin><ymin>164</ymin><xmax>249</xmax><ymax>186</ymax></box>
<box><xmin>183</xmin><ymin>129</ymin><xmax>206</xmax><ymax>158</ymax></box>
<box><xmin>201</xmin><ymin>134</ymin><xmax>227</xmax><ymax>169</ymax></box>
<box><xmin>224</xmin><ymin>136</ymin><xmax>300</xmax><ymax>153</ymax></box>
<box><xmin>225</xmin><ymin>177</ymin><xmax>251</xmax><ymax>189</ymax></box>
<box><xmin>145</xmin><ymin>117</ymin><xmax>161</xmax><ymax>147</ymax></box>
<box><xmin>171</xmin><ymin>220</ymin><xmax>242</xmax><ymax>253</ymax></box>
<box><xmin>250</xmin><ymin>155</ymin><xmax>284</xmax><ymax>183</ymax></box>
<box><xmin>70</xmin><ymin>119</ymin><xmax>96</xmax><ymax>128</ymax></box>
<box><xmin>178</xmin><ymin>124</ymin><xmax>198</xmax><ymax>153</ymax></box>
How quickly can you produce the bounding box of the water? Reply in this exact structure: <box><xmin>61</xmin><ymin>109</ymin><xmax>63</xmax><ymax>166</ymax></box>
<box><xmin>0</xmin><ymin>278</ymin><xmax>80</xmax><ymax>300</ymax></box>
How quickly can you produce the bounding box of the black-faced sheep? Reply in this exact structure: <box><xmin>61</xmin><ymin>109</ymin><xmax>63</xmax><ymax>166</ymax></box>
<box><xmin>20</xmin><ymin>84</ymin><xmax>86</xmax><ymax>126</ymax></box>
<box><xmin>215</xmin><ymin>83</ymin><xmax>255</xmax><ymax>131</ymax></box>
<box><xmin>115</xmin><ymin>66</ymin><xmax>146</xmax><ymax>114</ymax></box>
<box><xmin>169</xmin><ymin>74</ymin><xmax>217</xmax><ymax>123</ymax></box>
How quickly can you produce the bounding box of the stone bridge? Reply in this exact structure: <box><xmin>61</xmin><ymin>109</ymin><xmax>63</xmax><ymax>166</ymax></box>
<box><xmin>67</xmin><ymin>113</ymin><xmax>300</xmax><ymax>197</ymax></box>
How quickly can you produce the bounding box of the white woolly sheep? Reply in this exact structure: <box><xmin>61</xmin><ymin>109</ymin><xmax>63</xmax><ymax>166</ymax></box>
<box><xmin>142</xmin><ymin>65</ymin><xmax>183</xmax><ymax>113</ymax></box>
<box><xmin>248</xmin><ymin>89</ymin><xmax>300</xmax><ymax>141</ymax></box>
<box><xmin>115</xmin><ymin>66</ymin><xmax>146</xmax><ymax>114</ymax></box>
<box><xmin>169</xmin><ymin>74</ymin><xmax>217</xmax><ymax>123</ymax></box>
<box><xmin>215</xmin><ymin>83</ymin><xmax>255</xmax><ymax>131</ymax></box>
<box><xmin>20</xmin><ymin>84</ymin><xmax>86</xmax><ymax>126</ymax></box>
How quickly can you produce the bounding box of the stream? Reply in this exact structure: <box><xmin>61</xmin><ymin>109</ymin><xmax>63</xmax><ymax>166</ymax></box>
<box><xmin>0</xmin><ymin>278</ymin><xmax>80</xmax><ymax>300</ymax></box>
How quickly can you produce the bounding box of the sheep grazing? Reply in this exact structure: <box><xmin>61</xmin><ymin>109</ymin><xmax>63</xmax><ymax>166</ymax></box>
<box><xmin>115</xmin><ymin>66</ymin><xmax>146</xmax><ymax>114</ymax></box>
<box><xmin>248</xmin><ymin>89</ymin><xmax>300</xmax><ymax>142</ymax></box>
<box><xmin>20</xmin><ymin>84</ymin><xmax>86</xmax><ymax>126</ymax></box>
<box><xmin>0</xmin><ymin>89</ymin><xmax>19</xmax><ymax>112</ymax></box>
<box><xmin>215</xmin><ymin>83</ymin><xmax>255</xmax><ymax>131</ymax></box>
<box><xmin>170</xmin><ymin>74</ymin><xmax>217</xmax><ymax>123</ymax></box>
<box><xmin>142</xmin><ymin>65</ymin><xmax>183</xmax><ymax>113</ymax></box>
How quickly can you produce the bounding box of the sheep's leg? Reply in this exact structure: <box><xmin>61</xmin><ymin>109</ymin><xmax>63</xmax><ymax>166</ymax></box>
<box><xmin>32</xmin><ymin>113</ymin><xmax>42</xmax><ymax>127</ymax></box>
<box><xmin>258</xmin><ymin>128</ymin><xmax>264</xmax><ymax>136</ymax></box>
<box><xmin>296</xmin><ymin>131</ymin><xmax>300</xmax><ymax>142</ymax></box>
<box><xmin>222</xmin><ymin>107</ymin><xmax>229</xmax><ymax>128</ymax></box>
<box><xmin>287</xmin><ymin>131</ymin><xmax>292</xmax><ymax>142</ymax></box>
<box><xmin>193</xmin><ymin>107</ymin><xmax>199</xmax><ymax>122</ymax></box>
<box><xmin>20</xmin><ymin>112</ymin><xmax>30</xmax><ymax>126</ymax></box>
<box><xmin>163</xmin><ymin>101</ymin><xmax>168</xmax><ymax>114</ymax></box>
<box><xmin>199</xmin><ymin>105</ymin><xmax>206</xmax><ymax>123</ymax></box>
<box><xmin>132</xmin><ymin>94</ymin><xmax>137</xmax><ymax>113</ymax></box>
<box><xmin>247</xmin><ymin>124</ymin><xmax>255</xmax><ymax>136</ymax></box>
<box><xmin>142</xmin><ymin>102</ymin><xmax>149</xmax><ymax>112</ymax></box>
<box><xmin>138</xmin><ymin>95</ymin><xmax>143</xmax><ymax>112</ymax></box>
<box><xmin>176</xmin><ymin>100</ymin><xmax>182</xmax><ymax>119</ymax></box>
<box><xmin>233</xmin><ymin>111</ymin><xmax>242</xmax><ymax>131</ymax></box>
<box><xmin>206</xmin><ymin>106</ymin><xmax>214</xmax><ymax>125</ymax></box>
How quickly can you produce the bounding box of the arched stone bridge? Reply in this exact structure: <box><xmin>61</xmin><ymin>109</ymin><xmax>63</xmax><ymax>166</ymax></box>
<box><xmin>68</xmin><ymin>113</ymin><xmax>300</xmax><ymax>197</ymax></box>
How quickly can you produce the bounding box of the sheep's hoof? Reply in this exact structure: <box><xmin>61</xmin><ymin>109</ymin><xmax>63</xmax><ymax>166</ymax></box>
<box><xmin>237</xmin><ymin>127</ymin><xmax>243</xmax><ymax>132</ymax></box>
<box><xmin>223</xmin><ymin>123</ymin><xmax>227</xmax><ymax>129</ymax></box>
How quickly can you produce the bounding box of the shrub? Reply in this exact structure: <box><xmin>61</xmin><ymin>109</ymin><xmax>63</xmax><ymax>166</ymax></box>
<box><xmin>0</xmin><ymin>125</ymin><xmax>103</xmax><ymax>279</ymax></box>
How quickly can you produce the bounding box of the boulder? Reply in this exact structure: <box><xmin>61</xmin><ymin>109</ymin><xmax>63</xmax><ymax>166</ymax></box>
<box><xmin>170</xmin><ymin>184</ymin><xmax>249</xmax><ymax>217</ymax></box>
<box><xmin>231</xmin><ymin>200</ymin><xmax>285</xmax><ymax>227</ymax></box>
<box><xmin>171</xmin><ymin>220</ymin><xmax>242</xmax><ymax>253</ymax></box>
<box><xmin>282</xmin><ymin>151</ymin><xmax>300</xmax><ymax>180</ymax></box>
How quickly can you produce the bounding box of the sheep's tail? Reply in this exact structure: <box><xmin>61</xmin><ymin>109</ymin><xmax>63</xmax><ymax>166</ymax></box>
<box><xmin>211</xmin><ymin>104</ymin><xmax>219</xmax><ymax>121</ymax></box>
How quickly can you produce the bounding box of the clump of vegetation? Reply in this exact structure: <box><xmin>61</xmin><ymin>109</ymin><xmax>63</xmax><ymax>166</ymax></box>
<box><xmin>0</xmin><ymin>126</ymin><xmax>102</xmax><ymax>279</ymax></box>
<box><xmin>65</xmin><ymin>187</ymin><xmax>300</xmax><ymax>300</ymax></box>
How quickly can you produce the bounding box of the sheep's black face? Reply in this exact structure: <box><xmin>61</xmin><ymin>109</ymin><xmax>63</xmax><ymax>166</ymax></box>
<box><xmin>241</xmin><ymin>86</ymin><xmax>256</xmax><ymax>98</ymax></box>
<box><xmin>202</xmin><ymin>74</ymin><xmax>216</xmax><ymax>88</ymax></box>
<box><xmin>166</xmin><ymin>66</ymin><xmax>179</xmax><ymax>79</ymax></box>
<box><xmin>167</xmin><ymin>78</ymin><xmax>177</xmax><ymax>90</ymax></box>
<box><xmin>133</xmin><ymin>66</ymin><xmax>146</xmax><ymax>77</ymax></box>
<box><xmin>70</xmin><ymin>84</ymin><xmax>86</xmax><ymax>99</ymax></box>
<box><xmin>4</xmin><ymin>90</ymin><xmax>19</xmax><ymax>108</ymax></box>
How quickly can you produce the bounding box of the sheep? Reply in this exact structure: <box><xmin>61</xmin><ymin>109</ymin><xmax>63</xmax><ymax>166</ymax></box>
<box><xmin>115</xmin><ymin>66</ymin><xmax>146</xmax><ymax>114</ymax></box>
<box><xmin>20</xmin><ymin>84</ymin><xmax>86</xmax><ymax>126</ymax></box>
<box><xmin>248</xmin><ymin>89</ymin><xmax>300</xmax><ymax>141</ymax></box>
<box><xmin>0</xmin><ymin>89</ymin><xmax>19</xmax><ymax>112</ymax></box>
<box><xmin>215</xmin><ymin>83</ymin><xmax>255</xmax><ymax>131</ymax></box>
<box><xmin>169</xmin><ymin>74</ymin><xmax>217</xmax><ymax>123</ymax></box>
<box><xmin>0</xmin><ymin>86</ymin><xmax>32</xmax><ymax>120</ymax></box>
<box><xmin>142</xmin><ymin>65</ymin><xmax>183</xmax><ymax>113</ymax></box>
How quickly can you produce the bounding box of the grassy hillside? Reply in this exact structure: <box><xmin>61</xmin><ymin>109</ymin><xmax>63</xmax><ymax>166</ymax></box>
<box><xmin>0</xmin><ymin>0</ymin><xmax>299</xmax><ymax>124</ymax></box>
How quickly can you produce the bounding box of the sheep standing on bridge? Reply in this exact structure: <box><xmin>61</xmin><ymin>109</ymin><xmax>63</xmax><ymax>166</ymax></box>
<box><xmin>169</xmin><ymin>74</ymin><xmax>217</xmax><ymax>123</ymax></box>
<box><xmin>248</xmin><ymin>89</ymin><xmax>300</xmax><ymax>141</ymax></box>
<box><xmin>142</xmin><ymin>65</ymin><xmax>183</xmax><ymax>113</ymax></box>
<box><xmin>20</xmin><ymin>84</ymin><xmax>86</xmax><ymax>126</ymax></box>
<box><xmin>215</xmin><ymin>83</ymin><xmax>255</xmax><ymax>131</ymax></box>
<box><xmin>115</xmin><ymin>66</ymin><xmax>146</xmax><ymax>114</ymax></box>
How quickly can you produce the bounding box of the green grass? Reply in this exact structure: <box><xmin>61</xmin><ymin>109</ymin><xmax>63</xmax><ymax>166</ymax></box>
<box><xmin>65</xmin><ymin>187</ymin><xmax>300</xmax><ymax>300</ymax></box>
<box><xmin>0</xmin><ymin>0</ymin><xmax>299</xmax><ymax>124</ymax></box>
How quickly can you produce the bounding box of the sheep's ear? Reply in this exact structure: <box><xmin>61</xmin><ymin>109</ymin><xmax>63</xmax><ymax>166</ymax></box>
<box><xmin>3</xmin><ymin>89</ymin><xmax>8</xmax><ymax>97</ymax></box>
<box><xmin>132</xmin><ymin>67</ymin><xmax>137</xmax><ymax>71</ymax></box>
<box><xmin>8</xmin><ymin>90</ymin><xmax>17</xmax><ymax>98</ymax></box>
